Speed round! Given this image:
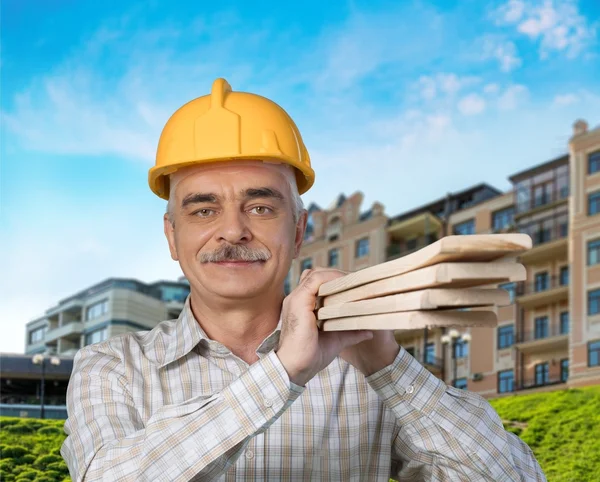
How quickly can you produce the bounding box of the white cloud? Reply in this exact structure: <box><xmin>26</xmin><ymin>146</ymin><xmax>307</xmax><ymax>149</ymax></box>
<box><xmin>497</xmin><ymin>84</ymin><xmax>529</xmax><ymax>110</ymax></box>
<box><xmin>458</xmin><ymin>94</ymin><xmax>487</xmax><ymax>115</ymax></box>
<box><xmin>416</xmin><ymin>73</ymin><xmax>480</xmax><ymax>101</ymax></box>
<box><xmin>484</xmin><ymin>83</ymin><xmax>500</xmax><ymax>94</ymax></box>
<box><xmin>481</xmin><ymin>37</ymin><xmax>522</xmax><ymax>72</ymax></box>
<box><xmin>496</xmin><ymin>0</ymin><xmax>526</xmax><ymax>23</ymax></box>
<box><xmin>553</xmin><ymin>93</ymin><xmax>579</xmax><ymax>105</ymax></box>
<box><xmin>493</xmin><ymin>0</ymin><xmax>597</xmax><ymax>59</ymax></box>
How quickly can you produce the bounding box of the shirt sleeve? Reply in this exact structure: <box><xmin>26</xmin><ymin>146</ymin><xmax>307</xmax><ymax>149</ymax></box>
<box><xmin>60</xmin><ymin>341</ymin><xmax>304</xmax><ymax>482</ymax></box>
<box><xmin>364</xmin><ymin>347</ymin><xmax>547</xmax><ymax>482</ymax></box>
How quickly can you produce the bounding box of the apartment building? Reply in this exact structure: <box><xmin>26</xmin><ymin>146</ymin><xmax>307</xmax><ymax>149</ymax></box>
<box><xmin>293</xmin><ymin>119</ymin><xmax>600</xmax><ymax>398</ymax></box>
<box><xmin>24</xmin><ymin>277</ymin><xmax>190</xmax><ymax>356</ymax></box>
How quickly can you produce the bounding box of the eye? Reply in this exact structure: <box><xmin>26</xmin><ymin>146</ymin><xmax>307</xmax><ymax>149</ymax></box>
<box><xmin>249</xmin><ymin>206</ymin><xmax>272</xmax><ymax>215</ymax></box>
<box><xmin>194</xmin><ymin>208</ymin><xmax>215</xmax><ymax>217</ymax></box>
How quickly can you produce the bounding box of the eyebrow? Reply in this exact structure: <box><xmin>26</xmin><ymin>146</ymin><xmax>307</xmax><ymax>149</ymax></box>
<box><xmin>242</xmin><ymin>187</ymin><xmax>285</xmax><ymax>202</ymax></box>
<box><xmin>180</xmin><ymin>187</ymin><xmax>286</xmax><ymax>209</ymax></box>
<box><xmin>181</xmin><ymin>193</ymin><xmax>218</xmax><ymax>209</ymax></box>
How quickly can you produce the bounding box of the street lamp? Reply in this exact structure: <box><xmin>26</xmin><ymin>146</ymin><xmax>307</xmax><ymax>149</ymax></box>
<box><xmin>32</xmin><ymin>353</ymin><xmax>61</xmax><ymax>419</ymax></box>
<box><xmin>441</xmin><ymin>330</ymin><xmax>471</xmax><ymax>387</ymax></box>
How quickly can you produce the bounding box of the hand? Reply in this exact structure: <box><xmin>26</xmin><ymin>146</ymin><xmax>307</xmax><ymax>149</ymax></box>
<box><xmin>275</xmin><ymin>268</ymin><xmax>374</xmax><ymax>387</ymax></box>
<box><xmin>339</xmin><ymin>330</ymin><xmax>400</xmax><ymax>377</ymax></box>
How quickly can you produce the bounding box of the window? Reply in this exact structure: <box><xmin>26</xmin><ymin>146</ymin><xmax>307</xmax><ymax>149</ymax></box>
<box><xmin>497</xmin><ymin>325</ymin><xmax>514</xmax><ymax>349</ymax></box>
<box><xmin>300</xmin><ymin>258</ymin><xmax>313</xmax><ymax>272</ymax></box>
<box><xmin>454</xmin><ymin>378</ymin><xmax>468</xmax><ymax>390</ymax></box>
<box><xmin>534</xmin><ymin>272</ymin><xmax>549</xmax><ymax>292</ymax></box>
<box><xmin>499</xmin><ymin>282</ymin><xmax>516</xmax><ymax>304</ymax></box>
<box><xmin>453</xmin><ymin>219</ymin><xmax>475</xmax><ymax>235</ymax></box>
<box><xmin>406</xmin><ymin>238</ymin><xmax>418</xmax><ymax>251</ymax></box>
<box><xmin>589</xmin><ymin>289</ymin><xmax>600</xmax><ymax>315</ymax></box>
<box><xmin>492</xmin><ymin>207</ymin><xmax>515</xmax><ymax>231</ymax></box>
<box><xmin>356</xmin><ymin>238</ymin><xmax>369</xmax><ymax>258</ymax></box>
<box><xmin>589</xmin><ymin>150</ymin><xmax>600</xmax><ymax>175</ymax></box>
<box><xmin>560</xmin><ymin>312</ymin><xmax>569</xmax><ymax>334</ymax></box>
<box><xmin>454</xmin><ymin>339</ymin><xmax>469</xmax><ymax>358</ymax></box>
<box><xmin>588</xmin><ymin>239</ymin><xmax>600</xmax><ymax>266</ymax></box>
<box><xmin>29</xmin><ymin>326</ymin><xmax>47</xmax><ymax>345</ymax></box>
<box><xmin>533</xmin><ymin>182</ymin><xmax>552</xmax><ymax>207</ymax></box>
<box><xmin>588</xmin><ymin>191</ymin><xmax>600</xmax><ymax>216</ymax></box>
<box><xmin>535</xmin><ymin>316</ymin><xmax>549</xmax><ymax>339</ymax></box>
<box><xmin>560</xmin><ymin>359</ymin><xmax>569</xmax><ymax>382</ymax></box>
<box><xmin>424</xmin><ymin>343</ymin><xmax>435</xmax><ymax>364</ymax></box>
<box><xmin>535</xmin><ymin>362</ymin><xmax>549</xmax><ymax>385</ymax></box>
<box><xmin>589</xmin><ymin>340</ymin><xmax>600</xmax><ymax>367</ymax></box>
<box><xmin>328</xmin><ymin>249</ymin><xmax>339</xmax><ymax>267</ymax></box>
<box><xmin>559</xmin><ymin>266</ymin><xmax>569</xmax><ymax>286</ymax></box>
<box><xmin>85</xmin><ymin>299</ymin><xmax>109</xmax><ymax>321</ymax></box>
<box><xmin>85</xmin><ymin>327</ymin><xmax>108</xmax><ymax>346</ymax></box>
<box><xmin>498</xmin><ymin>370</ymin><xmax>514</xmax><ymax>393</ymax></box>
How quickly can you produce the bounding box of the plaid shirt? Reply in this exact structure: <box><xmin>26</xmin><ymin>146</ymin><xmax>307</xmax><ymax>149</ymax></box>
<box><xmin>61</xmin><ymin>298</ymin><xmax>546</xmax><ymax>481</ymax></box>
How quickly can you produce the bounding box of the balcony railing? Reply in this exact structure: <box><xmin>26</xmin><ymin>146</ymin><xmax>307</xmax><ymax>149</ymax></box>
<box><xmin>387</xmin><ymin>234</ymin><xmax>438</xmax><ymax>260</ymax></box>
<box><xmin>517</xmin><ymin>215</ymin><xmax>568</xmax><ymax>247</ymax></box>
<box><xmin>516</xmin><ymin>275</ymin><xmax>568</xmax><ymax>297</ymax></box>
<box><xmin>516</xmin><ymin>324</ymin><xmax>569</xmax><ymax>343</ymax></box>
<box><xmin>516</xmin><ymin>375</ymin><xmax>566</xmax><ymax>390</ymax></box>
<box><xmin>515</xmin><ymin>176</ymin><xmax>569</xmax><ymax>215</ymax></box>
<box><xmin>0</xmin><ymin>395</ymin><xmax>67</xmax><ymax>405</ymax></box>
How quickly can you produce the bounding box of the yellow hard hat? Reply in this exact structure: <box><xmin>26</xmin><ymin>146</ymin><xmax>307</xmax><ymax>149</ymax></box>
<box><xmin>148</xmin><ymin>78</ymin><xmax>315</xmax><ymax>199</ymax></box>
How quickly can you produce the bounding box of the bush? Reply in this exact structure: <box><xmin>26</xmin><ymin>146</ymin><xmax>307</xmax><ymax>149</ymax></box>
<box><xmin>38</xmin><ymin>426</ymin><xmax>63</xmax><ymax>436</ymax></box>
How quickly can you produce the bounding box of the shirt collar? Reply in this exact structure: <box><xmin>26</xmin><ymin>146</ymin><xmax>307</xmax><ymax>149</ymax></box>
<box><xmin>151</xmin><ymin>296</ymin><xmax>283</xmax><ymax>369</ymax></box>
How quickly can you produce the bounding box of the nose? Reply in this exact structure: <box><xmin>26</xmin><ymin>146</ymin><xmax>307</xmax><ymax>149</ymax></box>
<box><xmin>214</xmin><ymin>208</ymin><xmax>252</xmax><ymax>244</ymax></box>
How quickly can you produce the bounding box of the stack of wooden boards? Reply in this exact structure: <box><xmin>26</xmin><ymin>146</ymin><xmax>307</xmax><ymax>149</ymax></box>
<box><xmin>316</xmin><ymin>233</ymin><xmax>532</xmax><ymax>332</ymax></box>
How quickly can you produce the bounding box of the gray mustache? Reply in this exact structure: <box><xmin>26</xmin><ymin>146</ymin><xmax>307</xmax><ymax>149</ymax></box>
<box><xmin>200</xmin><ymin>244</ymin><xmax>271</xmax><ymax>263</ymax></box>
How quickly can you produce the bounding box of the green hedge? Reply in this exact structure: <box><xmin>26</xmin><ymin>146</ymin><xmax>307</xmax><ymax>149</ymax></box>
<box><xmin>1</xmin><ymin>385</ymin><xmax>599</xmax><ymax>481</ymax></box>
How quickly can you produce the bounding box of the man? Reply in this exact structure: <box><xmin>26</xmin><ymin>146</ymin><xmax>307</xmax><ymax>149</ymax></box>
<box><xmin>61</xmin><ymin>78</ymin><xmax>546</xmax><ymax>481</ymax></box>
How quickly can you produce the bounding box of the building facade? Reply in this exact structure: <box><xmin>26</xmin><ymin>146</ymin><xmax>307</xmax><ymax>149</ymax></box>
<box><xmin>292</xmin><ymin>119</ymin><xmax>600</xmax><ymax>398</ymax></box>
<box><xmin>24</xmin><ymin>277</ymin><xmax>190</xmax><ymax>357</ymax></box>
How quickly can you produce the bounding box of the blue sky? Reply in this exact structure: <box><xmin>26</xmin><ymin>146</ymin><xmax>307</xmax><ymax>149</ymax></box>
<box><xmin>1</xmin><ymin>0</ymin><xmax>599</xmax><ymax>353</ymax></box>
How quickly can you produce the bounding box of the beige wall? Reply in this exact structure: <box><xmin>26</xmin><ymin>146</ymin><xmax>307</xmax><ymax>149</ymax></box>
<box><xmin>568</xmin><ymin>123</ymin><xmax>600</xmax><ymax>387</ymax></box>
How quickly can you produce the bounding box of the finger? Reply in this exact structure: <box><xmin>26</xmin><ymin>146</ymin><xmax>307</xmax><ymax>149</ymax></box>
<box><xmin>295</xmin><ymin>270</ymin><xmax>346</xmax><ymax>309</ymax></box>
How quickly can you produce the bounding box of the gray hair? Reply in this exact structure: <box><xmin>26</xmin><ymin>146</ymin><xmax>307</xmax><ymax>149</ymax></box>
<box><xmin>166</xmin><ymin>165</ymin><xmax>305</xmax><ymax>225</ymax></box>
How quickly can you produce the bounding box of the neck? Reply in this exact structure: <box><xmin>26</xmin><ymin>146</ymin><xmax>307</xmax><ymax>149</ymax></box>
<box><xmin>188</xmin><ymin>289</ymin><xmax>284</xmax><ymax>364</ymax></box>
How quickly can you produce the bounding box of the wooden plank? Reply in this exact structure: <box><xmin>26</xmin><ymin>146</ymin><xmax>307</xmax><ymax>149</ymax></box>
<box><xmin>322</xmin><ymin>262</ymin><xmax>525</xmax><ymax>306</ymax></box>
<box><xmin>317</xmin><ymin>288</ymin><xmax>509</xmax><ymax>320</ymax></box>
<box><xmin>318</xmin><ymin>233</ymin><xmax>532</xmax><ymax>297</ymax></box>
<box><xmin>319</xmin><ymin>309</ymin><xmax>498</xmax><ymax>331</ymax></box>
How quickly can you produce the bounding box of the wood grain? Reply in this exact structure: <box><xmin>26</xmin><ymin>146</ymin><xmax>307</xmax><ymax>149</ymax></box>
<box><xmin>322</xmin><ymin>262</ymin><xmax>525</xmax><ymax>306</ymax></box>
<box><xmin>319</xmin><ymin>309</ymin><xmax>498</xmax><ymax>331</ymax></box>
<box><xmin>317</xmin><ymin>288</ymin><xmax>509</xmax><ymax>320</ymax></box>
<box><xmin>318</xmin><ymin>233</ymin><xmax>532</xmax><ymax>297</ymax></box>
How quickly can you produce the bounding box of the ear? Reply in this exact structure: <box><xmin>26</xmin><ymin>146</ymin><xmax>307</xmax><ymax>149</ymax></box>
<box><xmin>163</xmin><ymin>213</ymin><xmax>179</xmax><ymax>261</ymax></box>
<box><xmin>293</xmin><ymin>210</ymin><xmax>308</xmax><ymax>258</ymax></box>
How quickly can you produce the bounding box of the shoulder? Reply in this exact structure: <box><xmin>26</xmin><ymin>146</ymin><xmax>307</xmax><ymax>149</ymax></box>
<box><xmin>72</xmin><ymin>316</ymin><xmax>181</xmax><ymax>369</ymax></box>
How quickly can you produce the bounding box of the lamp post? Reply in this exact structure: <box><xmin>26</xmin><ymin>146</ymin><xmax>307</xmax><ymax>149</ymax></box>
<box><xmin>32</xmin><ymin>353</ymin><xmax>61</xmax><ymax>419</ymax></box>
<box><xmin>441</xmin><ymin>330</ymin><xmax>471</xmax><ymax>387</ymax></box>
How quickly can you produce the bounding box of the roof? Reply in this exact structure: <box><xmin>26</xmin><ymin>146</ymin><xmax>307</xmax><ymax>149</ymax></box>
<box><xmin>508</xmin><ymin>154</ymin><xmax>569</xmax><ymax>183</ymax></box>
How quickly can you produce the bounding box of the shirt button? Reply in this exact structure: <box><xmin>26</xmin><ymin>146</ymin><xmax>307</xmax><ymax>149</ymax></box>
<box><xmin>406</xmin><ymin>385</ymin><xmax>414</xmax><ymax>394</ymax></box>
<box><xmin>264</xmin><ymin>398</ymin><xmax>273</xmax><ymax>407</ymax></box>
<box><xmin>245</xmin><ymin>450</ymin><xmax>254</xmax><ymax>459</ymax></box>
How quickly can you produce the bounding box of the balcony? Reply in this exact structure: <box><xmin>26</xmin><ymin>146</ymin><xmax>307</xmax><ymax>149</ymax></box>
<box><xmin>45</xmin><ymin>322</ymin><xmax>83</xmax><ymax>343</ymax></box>
<box><xmin>387</xmin><ymin>234</ymin><xmax>438</xmax><ymax>261</ymax></box>
<box><xmin>515</xmin><ymin>374</ymin><xmax>567</xmax><ymax>391</ymax></box>
<box><xmin>515</xmin><ymin>325</ymin><xmax>569</xmax><ymax>353</ymax></box>
<box><xmin>516</xmin><ymin>276</ymin><xmax>569</xmax><ymax>308</ymax></box>
<box><xmin>517</xmin><ymin>216</ymin><xmax>568</xmax><ymax>264</ymax></box>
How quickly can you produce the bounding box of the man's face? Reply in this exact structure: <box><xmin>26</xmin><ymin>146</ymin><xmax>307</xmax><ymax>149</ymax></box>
<box><xmin>164</xmin><ymin>161</ymin><xmax>306</xmax><ymax>302</ymax></box>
